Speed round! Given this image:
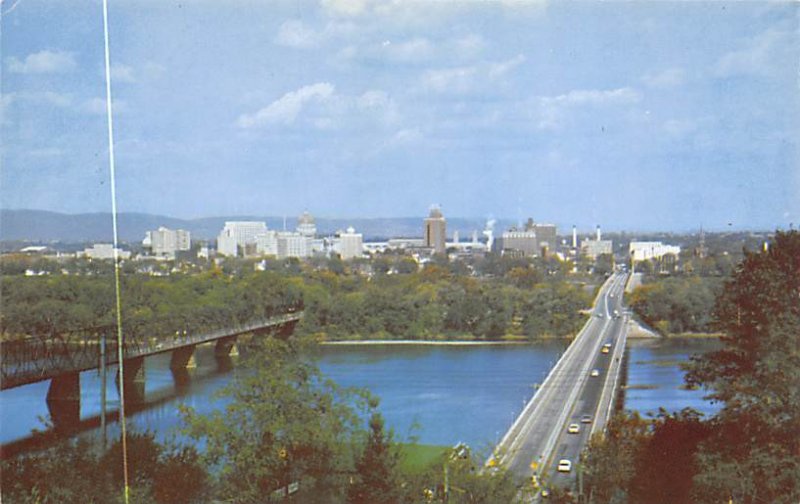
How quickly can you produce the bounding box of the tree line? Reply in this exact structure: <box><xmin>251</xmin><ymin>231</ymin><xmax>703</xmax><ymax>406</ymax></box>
<box><xmin>1</xmin><ymin>255</ymin><xmax>593</xmax><ymax>343</ymax></box>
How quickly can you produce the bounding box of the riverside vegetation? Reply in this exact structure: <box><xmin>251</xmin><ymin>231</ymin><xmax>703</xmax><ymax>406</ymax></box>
<box><xmin>564</xmin><ymin>230</ymin><xmax>799</xmax><ymax>504</ymax></box>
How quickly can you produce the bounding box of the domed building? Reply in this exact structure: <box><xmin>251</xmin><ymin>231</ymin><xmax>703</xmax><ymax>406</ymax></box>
<box><xmin>296</xmin><ymin>211</ymin><xmax>317</xmax><ymax>238</ymax></box>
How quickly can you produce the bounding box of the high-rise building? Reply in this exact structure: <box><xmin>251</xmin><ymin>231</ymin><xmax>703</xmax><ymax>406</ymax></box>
<box><xmin>338</xmin><ymin>226</ymin><xmax>363</xmax><ymax>260</ymax></box>
<box><xmin>216</xmin><ymin>221</ymin><xmax>268</xmax><ymax>257</ymax></box>
<box><xmin>143</xmin><ymin>227</ymin><xmax>191</xmax><ymax>257</ymax></box>
<box><xmin>424</xmin><ymin>206</ymin><xmax>447</xmax><ymax>254</ymax></box>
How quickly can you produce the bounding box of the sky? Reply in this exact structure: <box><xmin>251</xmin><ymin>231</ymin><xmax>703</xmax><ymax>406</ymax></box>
<box><xmin>1</xmin><ymin>0</ymin><xmax>798</xmax><ymax>231</ymax></box>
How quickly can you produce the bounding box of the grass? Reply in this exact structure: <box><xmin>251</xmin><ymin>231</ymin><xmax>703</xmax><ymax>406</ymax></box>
<box><xmin>397</xmin><ymin>443</ymin><xmax>449</xmax><ymax>474</ymax></box>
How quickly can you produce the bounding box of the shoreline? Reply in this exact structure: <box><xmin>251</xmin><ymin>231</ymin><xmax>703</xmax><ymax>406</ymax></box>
<box><xmin>320</xmin><ymin>339</ymin><xmax>532</xmax><ymax>346</ymax></box>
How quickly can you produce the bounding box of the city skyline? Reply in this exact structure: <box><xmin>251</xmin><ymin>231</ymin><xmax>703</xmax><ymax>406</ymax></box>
<box><xmin>1</xmin><ymin>1</ymin><xmax>798</xmax><ymax>232</ymax></box>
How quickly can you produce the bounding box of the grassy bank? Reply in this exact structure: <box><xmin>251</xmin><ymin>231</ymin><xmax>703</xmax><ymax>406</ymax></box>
<box><xmin>398</xmin><ymin>444</ymin><xmax>449</xmax><ymax>475</ymax></box>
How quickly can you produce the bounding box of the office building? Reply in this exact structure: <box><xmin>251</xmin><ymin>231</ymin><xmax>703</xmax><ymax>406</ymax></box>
<box><xmin>424</xmin><ymin>206</ymin><xmax>447</xmax><ymax>254</ymax></box>
<box><xmin>82</xmin><ymin>243</ymin><xmax>131</xmax><ymax>260</ymax></box>
<box><xmin>216</xmin><ymin>221</ymin><xmax>268</xmax><ymax>257</ymax></box>
<box><xmin>582</xmin><ymin>239</ymin><xmax>613</xmax><ymax>260</ymax></box>
<box><xmin>337</xmin><ymin>226</ymin><xmax>363</xmax><ymax>260</ymax></box>
<box><xmin>277</xmin><ymin>232</ymin><xmax>311</xmax><ymax>258</ymax></box>
<box><xmin>629</xmin><ymin>241</ymin><xmax>681</xmax><ymax>261</ymax></box>
<box><xmin>143</xmin><ymin>227</ymin><xmax>191</xmax><ymax>258</ymax></box>
<box><xmin>495</xmin><ymin>218</ymin><xmax>558</xmax><ymax>257</ymax></box>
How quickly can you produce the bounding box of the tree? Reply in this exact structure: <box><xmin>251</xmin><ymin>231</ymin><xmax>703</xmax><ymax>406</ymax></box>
<box><xmin>685</xmin><ymin>230</ymin><xmax>800</xmax><ymax>503</ymax></box>
<box><xmin>348</xmin><ymin>406</ymin><xmax>401</xmax><ymax>504</ymax></box>
<box><xmin>181</xmin><ymin>336</ymin><xmax>370</xmax><ymax>503</ymax></box>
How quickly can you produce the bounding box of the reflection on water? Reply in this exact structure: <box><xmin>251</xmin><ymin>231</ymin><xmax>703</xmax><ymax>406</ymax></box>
<box><xmin>625</xmin><ymin>337</ymin><xmax>722</xmax><ymax>417</ymax></box>
<box><xmin>1</xmin><ymin>337</ymin><xmax>721</xmax><ymax>458</ymax></box>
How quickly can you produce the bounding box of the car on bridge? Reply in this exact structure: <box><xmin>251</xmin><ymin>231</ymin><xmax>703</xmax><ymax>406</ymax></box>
<box><xmin>567</xmin><ymin>423</ymin><xmax>580</xmax><ymax>434</ymax></box>
<box><xmin>590</xmin><ymin>369</ymin><xmax>600</xmax><ymax>377</ymax></box>
<box><xmin>601</xmin><ymin>343</ymin><xmax>612</xmax><ymax>354</ymax></box>
<box><xmin>581</xmin><ymin>414</ymin><xmax>592</xmax><ymax>424</ymax></box>
<box><xmin>557</xmin><ymin>459</ymin><xmax>572</xmax><ymax>473</ymax></box>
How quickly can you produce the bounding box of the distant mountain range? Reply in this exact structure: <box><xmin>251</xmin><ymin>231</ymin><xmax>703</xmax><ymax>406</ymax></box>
<box><xmin>0</xmin><ymin>209</ymin><xmax>513</xmax><ymax>244</ymax></box>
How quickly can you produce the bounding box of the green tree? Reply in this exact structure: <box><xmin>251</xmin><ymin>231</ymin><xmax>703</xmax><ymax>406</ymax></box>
<box><xmin>181</xmin><ymin>336</ymin><xmax>370</xmax><ymax>503</ymax></box>
<box><xmin>685</xmin><ymin>231</ymin><xmax>800</xmax><ymax>504</ymax></box>
<box><xmin>348</xmin><ymin>407</ymin><xmax>401</xmax><ymax>504</ymax></box>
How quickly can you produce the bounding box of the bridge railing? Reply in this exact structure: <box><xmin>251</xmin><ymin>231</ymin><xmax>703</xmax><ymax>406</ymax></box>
<box><xmin>0</xmin><ymin>312</ymin><xmax>302</xmax><ymax>390</ymax></box>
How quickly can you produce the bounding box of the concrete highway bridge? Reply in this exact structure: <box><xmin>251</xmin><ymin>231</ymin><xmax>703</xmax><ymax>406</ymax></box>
<box><xmin>493</xmin><ymin>272</ymin><xmax>630</xmax><ymax>497</ymax></box>
<box><xmin>0</xmin><ymin>311</ymin><xmax>302</xmax><ymax>431</ymax></box>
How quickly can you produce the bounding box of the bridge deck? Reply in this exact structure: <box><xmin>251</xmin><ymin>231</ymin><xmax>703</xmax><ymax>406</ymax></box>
<box><xmin>1</xmin><ymin>312</ymin><xmax>302</xmax><ymax>390</ymax></box>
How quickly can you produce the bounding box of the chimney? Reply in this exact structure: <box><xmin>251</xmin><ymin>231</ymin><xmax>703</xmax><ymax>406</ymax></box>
<box><xmin>596</xmin><ymin>225</ymin><xmax>601</xmax><ymax>241</ymax></box>
<box><xmin>572</xmin><ymin>226</ymin><xmax>578</xmax><ymax>249</ymax></box>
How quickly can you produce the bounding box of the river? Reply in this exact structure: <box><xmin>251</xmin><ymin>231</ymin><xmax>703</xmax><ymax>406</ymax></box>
<box><xmin>0</xmin><ymin>337</ymin><xmax>719</xmax><ymax>457</ymax></box>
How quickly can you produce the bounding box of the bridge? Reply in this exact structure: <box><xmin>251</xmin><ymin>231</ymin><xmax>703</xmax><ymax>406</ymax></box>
<box><xmin>1</xmin><ymin>311</ymin><xmax>302</xmax><ymax>431</ymax></box>
<box><xmin>493</xmin><ymin>272</ymin><xmax>629</xmax><ymax>496</ymax></box>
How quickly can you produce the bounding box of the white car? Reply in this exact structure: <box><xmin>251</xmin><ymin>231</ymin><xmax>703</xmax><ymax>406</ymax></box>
<box><xmin>590</xmin><ymin>369</ymin><xmax>600</xmax><ymax>377</ymax></box>
<box><xmin>557</xmin><ymin>459</ymin><xmax>572</xmax><ymax>473</ymax></box>
<box><xmin>567</xmin><ymin>423</ymin><xmax>580</xmax><ymax>434</ymax></box>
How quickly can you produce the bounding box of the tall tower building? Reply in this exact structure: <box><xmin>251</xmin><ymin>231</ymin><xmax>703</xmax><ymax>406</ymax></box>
<box><xmin>424</xmin><ymin>205</ymin><xmax>447</xmax><ymax>254</ymax></box>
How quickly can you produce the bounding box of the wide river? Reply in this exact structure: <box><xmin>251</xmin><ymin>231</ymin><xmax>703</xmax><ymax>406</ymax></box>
<box><xmin>0</xmin><ymin>337</ymin><xmax>719</xmax><ymax>456</ymax></box>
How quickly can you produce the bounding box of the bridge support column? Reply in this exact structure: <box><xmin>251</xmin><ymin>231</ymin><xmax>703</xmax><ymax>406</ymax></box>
<box><xmin>46</xmin><ymin>372</ymin><xmax>81</xmax><ymax>434</ymax></box>
<box><xmin>117</xmin><ymin>356</ymin><xmax>146</xmax><ymax>404</ymax></box>
<box><xmin>214</xmin><ymin>336</ymin><xmax>238</xmax><ymax>357</ymax></box>
<box><xmin>170</xmin><ymin>345</ymin><xmax>197</xmax><ymax>372</ymax></box>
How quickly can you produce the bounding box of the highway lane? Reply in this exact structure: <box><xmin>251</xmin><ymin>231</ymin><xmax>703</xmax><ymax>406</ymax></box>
<box><xmin>498</xmin><ymin>273</ymin><xmax>628</xmax><ymax>483</ymax></box>
<box><xmin>547</xmin><ymin>287</ymin><xmax>628</xmax><ymax>490</ymax></box>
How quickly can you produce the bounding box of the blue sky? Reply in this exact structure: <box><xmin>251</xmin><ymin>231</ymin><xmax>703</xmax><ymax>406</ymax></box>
<box><xmin>1</xmin><ymin>0</ymin><xmax>798</xmax><ymax>231</ymax></box>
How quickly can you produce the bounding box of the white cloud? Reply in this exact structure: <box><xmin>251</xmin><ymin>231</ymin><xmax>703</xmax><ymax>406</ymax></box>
<box><xmin>489</xmin><ymin>54</ymin><xmax>526</xmax><ymax>79</ymax></box>
<box><xmin>111</xmin><ymin>63</ymin><xmax>136</xmax><ymax>83</ymax></box>
<box><xmin>422</xmin><ymin>66</ymin><xmax>478</xmax><ymax>93</ymax></box>
<box><xmin>237</xmin><ymin>84</ymin><xmax>399</xmax><ymax>131</ymax></box>
<box><xmin>275</xmin><ymin>20</ymin><xmax>319</xmax><ymax>48</ymax></box>
<box><xmin>383</xmin><ymin>37</ymin><xmax>435</xmax><ymax>63</ymax></box>
<box><xmin>541</xmin><ymin>87</ymin><xmax>641</xmax><ymax>107</ymax></box>
<box><xmin>421</xmin><ymin>54</ymin><xmax>527</xmax><ymax>94</ymax></box>
<box><xmin>237</xmin><ymin>83</ymin><xmax>336</xmax><ymax>128</ymax></box>
<box><xmin>642</xmin><ymin>67</ymin><xmax>685</xmax><ymax>89</ymax></box>
<box><xmin>537</xmin><ymin>87</ymin><xmax>642</xmax><ymax>131</ymax></box>
<box><xmin>7</xmin><ymin>50</ymin><xmax>76</xmax><ymax>74</ymax></box>
<box><xmin>714</xmin><ymin>28</ymin><xmax>793</xmax><ymax>78</ymax></box>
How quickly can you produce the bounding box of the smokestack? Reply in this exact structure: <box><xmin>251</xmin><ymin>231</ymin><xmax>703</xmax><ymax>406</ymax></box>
<box><xmin>596</xmin><ymin>225</ymin><xmax>601</xmax><ymax>241</ymax></box>
<box><xmin>572</xmin><ymin>225</ymin><xmax>577</xmax><ymax>249</ymax></box>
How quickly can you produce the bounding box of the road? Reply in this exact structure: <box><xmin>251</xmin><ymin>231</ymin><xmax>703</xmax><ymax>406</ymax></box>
<box><xmin>494</xmin><ymin>272</ymin><xmax>629</xmax><ymax>492</ymax></box>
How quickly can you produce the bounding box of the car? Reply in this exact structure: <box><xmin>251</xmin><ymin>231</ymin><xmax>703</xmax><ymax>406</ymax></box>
<box><xmin>601</xmin><ymin>343</ymin><xmax>612</xmax><ymax>354</ymax></box>
<box><xmin>581</xmin><ymin>414</ymin><xmax>592</xmax><ymax>424</ymax></box>
<box><xmin>567</xmin><ymin>423</ymin><xmax>580</xmax><ymax>434</ymax></box>
<box><xmin>557</xmin><ymin>459</ymin><xmax>572</xmax><ymax>473</ymax></box>
<box><xmin>595</xmin><ymin>313</ymin><xmax>603</xmax><ymax>318</ymax></box>
<box><xmin>590</xmin><ymin>369</ymin><xmax>600</xmax><ymax>377</ymax></box>
<box><xmin>540</xmin><ymin>488</ymin><xmax>550</xmax><ymax>498</ymax></box>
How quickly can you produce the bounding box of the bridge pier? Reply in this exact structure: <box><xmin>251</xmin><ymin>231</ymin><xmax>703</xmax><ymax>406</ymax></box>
<box><xmin>116</xmin><ymin>356</ymin><xmax>146</xmax><ymax>404</ymax></box>
<box><xmin>170</xmin><ymin>345</ymin><xmax>197</xmax><ymax>371</ymax></box>
<box><xmin>214</xmin><ymin>336</ymin><xmax>238</xmax><ymax>357</ymax></box>
<box><xmin>46</xmin><ymin>372</ymin><xmax>81</xmax><ymax>434</ymax></box>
